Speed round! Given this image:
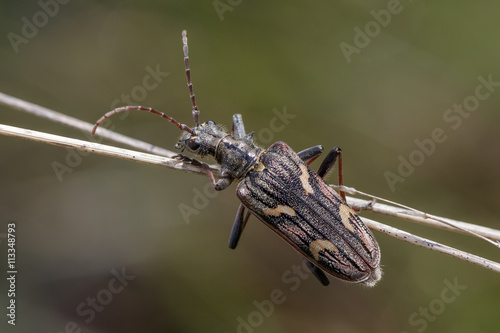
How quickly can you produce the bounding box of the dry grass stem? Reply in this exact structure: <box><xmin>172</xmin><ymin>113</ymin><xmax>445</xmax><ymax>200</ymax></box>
<box><xmin>1</xmin><ymin>91</ymin><xmax>499</xmax><ymax>275</ymax></box>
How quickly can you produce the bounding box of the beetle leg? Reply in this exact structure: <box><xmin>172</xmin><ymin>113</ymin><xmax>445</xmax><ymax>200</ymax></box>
<box><xmin>229</xmin><ymin>204</ymin><xmax>252</xmax><ymax>249</ymax></box>
<box><xmin>232</xmin><ymin>114</ymin><xmax>246</xmax><ymax>139</ymax></box>
<box><xmin>297</xmin><ymin>145</ymin><xmax>324</xmax><ymax>165</ymax></box>
<box><xmin>316</xmin><ymin>147</ymin><xmax>341</xmax><ymax>178</ymax></box>
<box><xmin>316</xmin><ymin>147</ymin><xmax>346</xmax><ymax>201</ymax></box>
<box><xmin>305</xmin><ymin>260</ymin><xmax>330</xmax><ymax>286</ymax></box>
<box><xmin>200</xmin><ymin>163</ymin><xmax>233</xmax><ymax>191</ymax></box>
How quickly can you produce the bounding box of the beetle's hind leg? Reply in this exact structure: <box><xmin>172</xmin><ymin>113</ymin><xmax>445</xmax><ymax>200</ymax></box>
<box><xmin>299</xmin><ymin>146</ymin><xmax>346</xmax><ymax>200</ymax></box>
<box><xmin>316</xmin><ymin>147</ymin><xmax>346</xmax><ymax>201</ymax></box>
<box><xmin>305</xmin><ymin>260</ymin><xmax>330</xmax><ymax>286</ymax></box>
<box><xmin>229</xmin><ymin>204</ymin><xmax>252</xmax><ymax>249</ymax></box>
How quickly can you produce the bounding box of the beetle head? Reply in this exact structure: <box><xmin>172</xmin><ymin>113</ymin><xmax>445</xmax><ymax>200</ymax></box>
<box><xmin>175</xmin><ymin>120</ymin><xmax>227</xmax><ymax>157</ymax></box>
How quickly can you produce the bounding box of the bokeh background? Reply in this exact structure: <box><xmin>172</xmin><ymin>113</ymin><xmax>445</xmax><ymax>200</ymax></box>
<box><xmin>1</xmin><ymin>1</ymin><xmax>500</xmax><ymax>332</ymax></box>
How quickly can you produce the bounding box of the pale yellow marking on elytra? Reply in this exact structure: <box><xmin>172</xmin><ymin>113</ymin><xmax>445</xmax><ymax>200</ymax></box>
<box><xmin>254</xmin><ymin>161</ymin><xmax>265</xmax><ymax>172</ymax></box>
<box><xmin>299</xmin><ymin>164</ymin><xmax>314</xmax><ymax>195</ymax></box>
<box><xmin>309</xmin><ymin>239</ymin><xmax>339</xmax><ymax>261</ymax></box>
<box><xmin>338</xmin><ymin>204</ymin><xmax>356</xmax><ymax>233</ymax></box>
<box><xmin>262</xmin><ymin>205</ymin><xmax>296</xmax><ymax>217</ymax></box>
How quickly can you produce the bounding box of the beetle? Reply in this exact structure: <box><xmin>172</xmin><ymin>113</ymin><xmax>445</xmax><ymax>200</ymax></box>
<box><xmin>92</xmin><ymin>30</ymin><xmax>381</xmax><ymax>287</ymax></box>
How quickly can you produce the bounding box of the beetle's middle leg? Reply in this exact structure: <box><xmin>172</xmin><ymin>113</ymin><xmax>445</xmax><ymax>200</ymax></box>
<box><xmin>228</xmin><ymin>204</ymin><xmax>252</xmax><ymax>249</ymax></box>
<box><xmin>316</xmin><ymin>147</ymin><xmax>346</xmax><ymax>201</ymax></box>
<box><xmin>298</xmin><ymin>146</ymin><xmax>345</xmax><ymax>200</ymax></box>
<box><xmin>297</xmin><ymin>145</ymin><xmax>324</xmax><ymax>165</ymax></box>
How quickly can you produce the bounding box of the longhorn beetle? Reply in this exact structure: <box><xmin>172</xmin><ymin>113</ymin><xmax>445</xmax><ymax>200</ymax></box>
<box><xmin>92</xmin><ymin>30</ymin><xmax>381</xmax><ymax>287</ymax></box>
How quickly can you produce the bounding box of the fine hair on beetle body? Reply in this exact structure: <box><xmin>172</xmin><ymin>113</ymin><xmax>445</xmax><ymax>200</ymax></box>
<box><xmin>92</xmin><ymin>30</ymin><xmax>382</xmax><ymax>287</ymax></box>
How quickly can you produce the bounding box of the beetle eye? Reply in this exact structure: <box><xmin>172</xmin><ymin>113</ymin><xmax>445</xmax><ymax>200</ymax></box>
<box><xmin>206</xmin><ymin>120</ymin><xmax>215</xmax><ymax>125</ymax></box>
<box><xmin>187</xmin><ymin>138</ymin><xmax>201</xmax><ymax>151</ymax></box>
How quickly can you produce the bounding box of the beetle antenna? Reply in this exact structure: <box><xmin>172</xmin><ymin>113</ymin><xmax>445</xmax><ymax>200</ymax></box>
<box><xmin>182</xmin><ymin>30</ymin><xmax>200</xmax><ymax>127</ymax></box>
<box><xmin>91</xmin><ymin>106</ymin><xmax>194</xmax><ymax>136</ymax></box>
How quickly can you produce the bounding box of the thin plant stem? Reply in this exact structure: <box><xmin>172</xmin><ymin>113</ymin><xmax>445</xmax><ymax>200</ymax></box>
<box><xmin>1</xmin><ymin>91</ymin><xmax>500</xmax><ymax>275</ymax></box>
<box><xmin>0</xmin><ymin>91</ymin><xmax>176</xmax><ymax>158</ymax></box>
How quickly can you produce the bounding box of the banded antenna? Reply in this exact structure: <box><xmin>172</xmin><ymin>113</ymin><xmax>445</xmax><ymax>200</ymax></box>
<box><xmin>182</xmin><ymin>30</ymin><xmax>200</xmax><ymax>127</ymax></box>
<box><xmin>91</xmin><ymin>30</ymin><xmax>199</xmax><ymax>136</ymax></box>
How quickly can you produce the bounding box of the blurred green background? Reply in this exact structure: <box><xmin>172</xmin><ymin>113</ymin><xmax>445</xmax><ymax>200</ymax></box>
<box><xmin>1</xmin><ymin>1</ymin><xmax>500</xmax><ymax>332</ymax></box>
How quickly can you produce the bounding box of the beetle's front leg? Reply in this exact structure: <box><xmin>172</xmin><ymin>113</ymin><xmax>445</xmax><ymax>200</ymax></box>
<box><xmin>200</xmin><ymin>163</ymin><xmax>233</xmax><ymax>190</ymax></box>
<box><xmin>232</xmin><ymin>114</ymin><xmax>246</xmax><ymax>139</ymax></box>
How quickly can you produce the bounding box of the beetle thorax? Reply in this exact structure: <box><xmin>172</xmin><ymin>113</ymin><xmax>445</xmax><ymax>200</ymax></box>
<box><xmin>176</xmin><ymin>120</ymin><xmax>262</xmax><ymax>180</ymax></box>
<box><xmin>215</xmin><ymin>135</ymin><xmax>263</xmax><ymax>180</ymax></box>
